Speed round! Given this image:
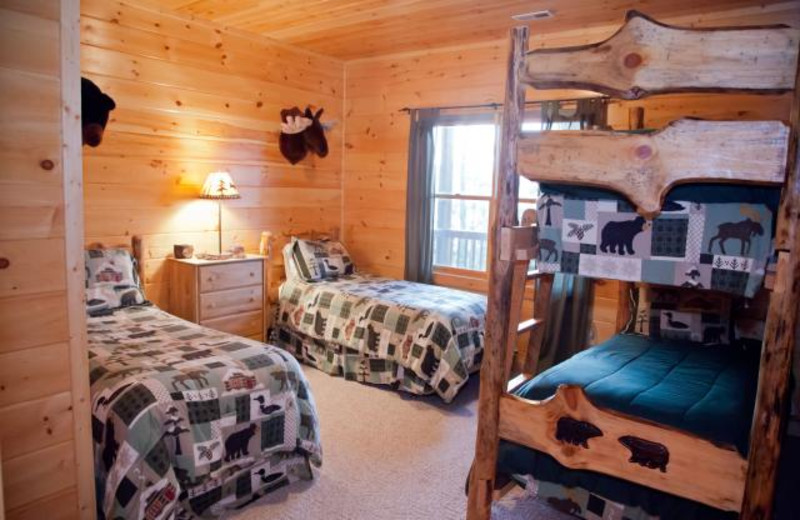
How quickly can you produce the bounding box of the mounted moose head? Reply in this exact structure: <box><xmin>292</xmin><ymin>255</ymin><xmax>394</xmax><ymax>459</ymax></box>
<box><xmin>81</xmin><ymin>77</ymin><xmax>116</xmax><ymax>147</ymax></box>
<box><xmin>279</xmin><ymin>106</ymin><xmax>330</xmax><ymax>165</ymax></box>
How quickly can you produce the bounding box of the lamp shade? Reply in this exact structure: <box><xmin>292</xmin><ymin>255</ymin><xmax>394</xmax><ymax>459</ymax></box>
<box><xmin>200</xmin><ymin>171</ymin><xmax>241</xmax><ymax>200</ymax></box>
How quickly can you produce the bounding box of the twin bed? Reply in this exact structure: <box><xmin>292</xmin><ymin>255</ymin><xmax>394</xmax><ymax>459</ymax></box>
<box><xmin>86</xmin><ymin>243</ymin><xmax>322</xmax><ymax>519</ymax></box>
<box><xmin>272</xmin><ymin>239</ymin><xmax>486</xmax><ymax>402</ymax></box>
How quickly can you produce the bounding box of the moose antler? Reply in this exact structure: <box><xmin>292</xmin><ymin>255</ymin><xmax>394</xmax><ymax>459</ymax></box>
<box><xmin>281</xmin><ymin>115</ymin><xmax>313</xmax><ymax>135</ymax></box>
<box><xmin>740</xmin><ymin>204</ymin><xmax>763</xmax><ymax>223</ymax></box>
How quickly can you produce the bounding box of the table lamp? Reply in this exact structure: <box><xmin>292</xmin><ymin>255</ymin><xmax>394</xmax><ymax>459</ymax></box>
<box><xmin>200</xmin><ymin>171</ymin><xmax>241</xmax><ymax>256</ymax></box>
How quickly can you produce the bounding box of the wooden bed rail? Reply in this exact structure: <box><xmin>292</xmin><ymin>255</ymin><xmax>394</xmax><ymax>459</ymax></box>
<box><xmin>498</xmin><ymin>385</ymin><xmax>747</xmax><ymax>511</ymax></box>
<box><xmin>522</xmin><ymin>11</ymin><xmax>799</xmax><ymax>99</ymax></box>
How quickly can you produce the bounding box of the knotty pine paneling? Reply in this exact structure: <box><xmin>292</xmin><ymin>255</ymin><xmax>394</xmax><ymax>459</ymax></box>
<box><xmin>81</xmin><ymin>0</ymin><xmax>344</xmax><ymax>309</ymax></box>
<box><xmin>0</xmin><ymin>0</ymin><xmax>90</xmax><ymax>517</ymax></box>
<box><xmin>342</xmin><ymin>5</ymin><xmax>798</xmax><ymax>348</ymax></box>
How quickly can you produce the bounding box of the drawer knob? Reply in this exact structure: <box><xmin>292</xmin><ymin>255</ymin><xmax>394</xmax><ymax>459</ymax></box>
<box><xmin>249</xmin><ymin>272</ymin><xmax>255</xmax><ymax>277</ymax></box>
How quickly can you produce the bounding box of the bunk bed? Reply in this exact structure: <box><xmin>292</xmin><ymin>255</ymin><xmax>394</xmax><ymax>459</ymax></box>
<box><xmin>467</xmin><ymin>11</ymin><xmax>800</xmax><ymax>520</ymax></box>
<box><xmin>87</xmin><ymin>237</ymin><xmax>322</xmax><ymax>520</ymax></box>
<box><xmin>269</xmin><ymin>232</ymin><xmax>486</xmax><ymax>403</ymax></box>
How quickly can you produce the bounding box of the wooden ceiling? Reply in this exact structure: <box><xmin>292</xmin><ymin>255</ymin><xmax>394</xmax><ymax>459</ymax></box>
<box><xmin>140</xmin><ymin>0</ymin><xmax>795</xmax><ymax>60</ymax></box>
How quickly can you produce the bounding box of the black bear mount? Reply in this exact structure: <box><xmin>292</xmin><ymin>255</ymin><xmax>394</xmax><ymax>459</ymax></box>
<box><xmin>81</xmin><ymin>77</ymin><xmax>116</xmax><ymax>147</ymax></box>
<box><xmin>279</xmin><ymin>106</ymin><xmax>331</xmax><ymax>165</ymax></box>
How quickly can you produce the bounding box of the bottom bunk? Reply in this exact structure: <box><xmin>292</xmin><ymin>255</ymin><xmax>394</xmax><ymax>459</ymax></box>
<box><xmin>495</xmin><ymin>333</ymin><xmax>759</xmax><ymax>519</ymax></box>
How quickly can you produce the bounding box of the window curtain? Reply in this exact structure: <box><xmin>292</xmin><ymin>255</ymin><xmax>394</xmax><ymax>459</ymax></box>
<box><xmin>404</xmin><ymin>108</ymin><xmax>440</xmax><ymax>283</ymax></box>
<box><xmin>534</xmin><ymin>98</ymin><xmax>607</xmax><ymax>373</ymax></box>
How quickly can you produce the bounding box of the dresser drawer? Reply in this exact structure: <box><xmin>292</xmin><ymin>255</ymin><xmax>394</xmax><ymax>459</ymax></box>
<box><xmin>199</xmin><ymin>261</ymin><xmax>262</xmax><ymax>293</ymax></box>
<box><xmin>201</xmin><ymin>310</ymin><xmax>263</xmax><ymax>338</ymax></box>
<box><xmin>199</xmin><ymin>285</ymin><xmax>263</xmax><ymax>320</ymax></box>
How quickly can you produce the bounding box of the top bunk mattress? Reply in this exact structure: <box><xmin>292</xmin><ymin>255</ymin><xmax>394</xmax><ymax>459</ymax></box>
<box><xmin>510</xmin><ymin>333</ymin><xmax>759</xmax><ymax>454</ymax></box>
<box><xmin>536</xmin><ymin>184</ymin><xmax>780</xmax><ymax>297</ymax></box>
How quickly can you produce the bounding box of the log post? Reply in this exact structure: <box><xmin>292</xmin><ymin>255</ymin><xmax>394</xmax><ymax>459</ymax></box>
<box><xmin>741</xmin><ymin>47</ymin><xmax>800</xmax><ymax>520</ymax></box>
<box><xmin>466</xmin><ymin>26</ymin><xmax>529</xmax><ymax>520</ymax></box>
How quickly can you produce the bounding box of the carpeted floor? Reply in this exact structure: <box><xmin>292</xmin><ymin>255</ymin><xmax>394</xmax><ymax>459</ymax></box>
<box><xmin>226</xmin><ymin>366</ymin><xmax>570</xmax><ymax>520</ymax></box>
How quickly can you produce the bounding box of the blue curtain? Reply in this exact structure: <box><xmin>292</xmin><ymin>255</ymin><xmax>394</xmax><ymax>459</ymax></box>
<box><xmin>404</xmin><ymin>108</ymin><xmax>440</xmax><ymax>283</ymax></box>
<box><xmin>537</xmin><ymin>274</ymin><xmax>595</xmax><ymax>373</ymax></box>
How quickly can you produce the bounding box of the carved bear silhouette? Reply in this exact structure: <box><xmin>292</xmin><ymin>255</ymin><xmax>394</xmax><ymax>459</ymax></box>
<box><xmin>619</xmin><ymin>435</ymin><xmax>669</xmax><ymax>472</ymax></box>
<box><xmin>555</xmin><ymin>416</ymin><xmax>603</xmax><ymax>448</ymax></box>
<box><xmin>224</xmin><ymin>424</ymin><xmax>257</xmax><ymax>461</ymax></box>
<box><xmin>600</xmin><ymin>216</ymin><xmax>648</xmax><ymax>256</ymax></box>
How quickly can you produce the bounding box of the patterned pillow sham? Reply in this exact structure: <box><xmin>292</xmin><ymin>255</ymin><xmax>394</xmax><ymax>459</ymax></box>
<box><xmin>290</xmin><ymin>238</ymin><xmax>355</xmax><ymax>281</ymax></box>
<box><xmin>85</xmin><ymin>248</ymin><xmax>146</xmax><ymax>316</ymax></box>
<box><xmin>627</xmin><ymin>285</ymin><xmax>732</xmax><ymax>345</ymax></box>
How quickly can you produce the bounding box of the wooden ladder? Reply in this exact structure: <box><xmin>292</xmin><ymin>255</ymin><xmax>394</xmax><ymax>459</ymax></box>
<box><xmin>496</xmin><ymin>225</ymin><xmax>552</xmax><ymax>385</ymax></box>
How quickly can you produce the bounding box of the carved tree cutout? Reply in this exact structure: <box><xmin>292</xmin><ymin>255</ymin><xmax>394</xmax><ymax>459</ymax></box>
<box><xmin>523</xmin><ymin>11</ymin><xmax>799</xmax><ymax>99</ymax></box>
<box><xmin>517</xmin><ymin>119</ymin><xmax>789</xmax><ymax>218</ymax></box>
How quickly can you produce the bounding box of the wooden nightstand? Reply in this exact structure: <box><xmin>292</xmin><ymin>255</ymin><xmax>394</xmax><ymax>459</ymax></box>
<box><xmin>169</xmin><ymin>255</ymin><xmax>266</xmax><ymax>341</ymax></box>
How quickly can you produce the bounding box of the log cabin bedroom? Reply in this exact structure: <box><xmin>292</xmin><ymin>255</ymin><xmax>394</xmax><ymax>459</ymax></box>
<box><xmin>2</xmin><ymin>1</ymin><xmax>800</xmax><ymax>519</ymax></box>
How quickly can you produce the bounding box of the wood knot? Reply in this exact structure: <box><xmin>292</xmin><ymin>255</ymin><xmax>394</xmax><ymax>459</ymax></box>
<box><xmin>624</xmin><ymin>52</ymin><xmax>643</xmax><ymax>68</ymax></box>
<box><xmin>0</xmin><ymin>258</ymin><xmax>9</xmax><ymax>269</ymax></box>
<box><xmin>635</xmin><ymin>145</ymin><xmax>652</xmax><ymax>160</ymax></box>
<box><xmin>40</xmin><ymin>159</ymin><xmax>55</xmax><ymax>170</ymax></box>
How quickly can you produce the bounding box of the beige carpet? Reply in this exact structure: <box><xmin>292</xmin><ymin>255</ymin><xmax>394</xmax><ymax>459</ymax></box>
<box><xmin>226</xmin><ymin>366</ymin><xmax>571</xmax><ymax>520</ymax></box>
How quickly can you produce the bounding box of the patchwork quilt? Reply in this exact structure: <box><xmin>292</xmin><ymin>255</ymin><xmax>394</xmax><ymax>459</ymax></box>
<box><xmin>88</xmin><ymin>305</ymin><xmax>322</xmax><ymax>520</ymax></box>
<box><xmin>273</xmin><ymin>275</ymin><xmax>486</xmax><ymax>402</ymax></box>
<box><xmin>537</xmin><ymin>189</ymin><xmax>775</xmax><ymax>297</ymax></box>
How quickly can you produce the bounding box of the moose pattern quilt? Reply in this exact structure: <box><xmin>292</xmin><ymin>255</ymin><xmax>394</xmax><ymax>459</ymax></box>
<box><xmin>536</xmin><ymin>191</ymin><xmax>775</xmax><ymax>297</ymax></box>
<box><xmin>273</xmin><ymin>275</ymin><xmax>486</xmax><ymax>402</ymax></box>
<box><xmin>88</xmin><ymin>305</ymin><xmax>322</xmax><ymax>520</ymax></box>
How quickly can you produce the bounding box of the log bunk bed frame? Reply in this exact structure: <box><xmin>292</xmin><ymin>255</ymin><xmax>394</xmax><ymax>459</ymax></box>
<box><xmin>467</xmin><ymin>11</ymin><xmax>800</xmax><ymax>520</ymax></box>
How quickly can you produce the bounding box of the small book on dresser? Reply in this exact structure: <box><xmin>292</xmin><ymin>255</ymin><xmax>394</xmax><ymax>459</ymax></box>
<box><xmin>169</xmin><ymin>254</ymin><xmax>266</xmax><ymax>342</ymax></box>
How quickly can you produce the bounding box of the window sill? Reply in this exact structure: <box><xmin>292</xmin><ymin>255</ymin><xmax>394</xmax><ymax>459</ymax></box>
<box><xmin>432</xmin><ymin>268</ymin><xmax>488</xmax><ymax>293</ymax></box>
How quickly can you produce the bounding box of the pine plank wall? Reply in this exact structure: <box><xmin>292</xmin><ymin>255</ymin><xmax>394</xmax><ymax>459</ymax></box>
<box><xmin>0</xmin><ymin>0</ymin><xmax>93</xmax><ymax>518</ymax></box>
<box><xmin>80</xmin><ymin>0</ymin><xmax>344</xmax><ymax>308</ymax></box>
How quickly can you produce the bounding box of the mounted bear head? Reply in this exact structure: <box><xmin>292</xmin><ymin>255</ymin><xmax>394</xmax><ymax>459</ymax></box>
<box><xmin>81</xmin><ymin>77</ymin><xmax>116</xmax><ymax>147</ymax></box>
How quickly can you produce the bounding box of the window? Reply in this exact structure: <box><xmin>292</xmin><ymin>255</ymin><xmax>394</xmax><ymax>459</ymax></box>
<box><xmin>432</xmin><ymin>122</ymin><xmax>497</xmax><ymax>272</ymax></box>
<box><xmin>429</xmin><ymin>114</ymin><xmax>549</xmax><ymax>279</ymax></box>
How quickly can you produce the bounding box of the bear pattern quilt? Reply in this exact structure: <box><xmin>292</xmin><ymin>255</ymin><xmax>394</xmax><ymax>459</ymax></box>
<box><xmin>273</xmin><ymin>275</ymin><xmax>486</xmax><ymax>402</ymax></box>
<box><xmin>88</xmin><ymin>305</ymin><xmax>322</xmax><ymax>520</ymax></box>
<box><xmin>536</xmin><ymin>191</ymin><xmax>774</xmax><ymax>297</ymax></box>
